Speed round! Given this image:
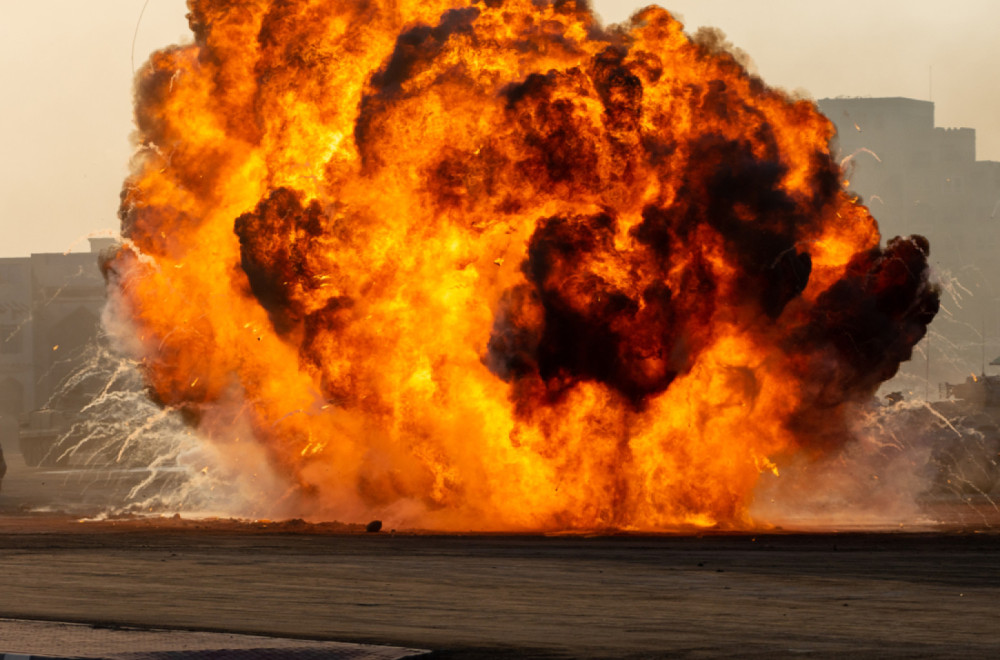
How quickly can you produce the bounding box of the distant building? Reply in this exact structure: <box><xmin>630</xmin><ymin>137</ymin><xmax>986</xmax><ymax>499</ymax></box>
<box><xmin>819</xmin><ymin>97</ymin><xmax>1000</xmax><ymax>388</ymax></box>
<box><xmin>0</xmin><ymin>238</ymin><xmax>112</xmax><ymax>431</ymax></box>
<box><xmin>0</xmin><ymin>259</ymin><xmax>33</xmax><ymax>420</ymax></box>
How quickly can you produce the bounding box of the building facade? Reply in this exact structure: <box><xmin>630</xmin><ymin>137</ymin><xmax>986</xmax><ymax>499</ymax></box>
<box><xmin>0</xmin><ymin>238</ymin><xmax>112</xmax><ymax>443</ymax></box>
<box><xmin>819</xmin><ymin>97</ymin><xmax>1000</xmax><ymax>390</ymax></box>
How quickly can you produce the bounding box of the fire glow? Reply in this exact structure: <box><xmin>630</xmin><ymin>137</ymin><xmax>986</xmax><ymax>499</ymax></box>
<box><xmin>105</xmin><ymin>0</ymin><xmax>939</xmax><ymax>530</ymax></box>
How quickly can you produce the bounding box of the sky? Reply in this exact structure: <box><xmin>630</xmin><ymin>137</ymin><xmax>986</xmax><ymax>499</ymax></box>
<box><xmin>1</xmin><ymin>0</ymin><xmax>999</xmax><ymax>258</ymax></box>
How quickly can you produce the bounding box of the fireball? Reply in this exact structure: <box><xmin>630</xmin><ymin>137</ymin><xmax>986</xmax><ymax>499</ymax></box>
<box><xmin>106</xmin><ymin>0</ymin><xmax>939</xmax><ymax>530</ymax></box>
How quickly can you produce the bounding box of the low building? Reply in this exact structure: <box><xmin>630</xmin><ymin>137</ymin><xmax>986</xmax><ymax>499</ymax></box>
<box><xmin>0</xmin><ymin>238</ymin><xmax>112</xmax><ymax>447</ymax></box>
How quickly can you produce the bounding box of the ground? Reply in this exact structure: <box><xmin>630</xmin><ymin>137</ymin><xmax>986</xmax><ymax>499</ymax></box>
<box><xmin>0</xmin><ymin>456</ymin><xmax>999</xmax><ymax>657</ymax></box>
<box><xmin>0</xmin><ymin>516</ymin><xmax>999</xmax><ymax>657</ymax></box>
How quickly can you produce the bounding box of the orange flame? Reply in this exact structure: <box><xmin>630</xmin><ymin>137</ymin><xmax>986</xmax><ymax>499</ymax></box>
<box><xmin>105</xmin><ymin>0</ymin><xmax>938</xmax><ymax>530</ymax></box>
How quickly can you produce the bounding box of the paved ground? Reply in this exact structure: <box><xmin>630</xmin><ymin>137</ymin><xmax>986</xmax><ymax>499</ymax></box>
<box><xmin>2</xmin><ymin>454</ymin><xmax>1000</xmax><ymax>657</ymax></box>
<box><xmin>0</xmin><ymin>518</ymin><xmax>999</xmax><ymax>658</ymax></box>
<box><xmin>0</xmin><ymin>618</ymin><xmax>427</xmax><ymax>659</ymax></box>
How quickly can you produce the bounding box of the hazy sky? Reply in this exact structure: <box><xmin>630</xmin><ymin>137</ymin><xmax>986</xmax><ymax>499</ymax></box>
<box><xmin>2</xmin><ymin>0</ymin><xmax>998</xmax><ymax>258</ymax></box>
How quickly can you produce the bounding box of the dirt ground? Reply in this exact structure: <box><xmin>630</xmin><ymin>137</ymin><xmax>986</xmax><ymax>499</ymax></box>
<box><xmin>1</xmin><ymin>457</ymin><xmax>1000</xmax><ymax>658</ymax></box>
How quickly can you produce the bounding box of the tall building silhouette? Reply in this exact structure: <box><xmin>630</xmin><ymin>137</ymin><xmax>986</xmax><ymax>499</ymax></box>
<box><xmin>820</xmin><ymin>97</ymin><xmax>1000</xmax><ymax>393</ymax></box>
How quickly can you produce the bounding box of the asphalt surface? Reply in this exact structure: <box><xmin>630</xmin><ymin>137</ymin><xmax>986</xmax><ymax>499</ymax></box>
<box><xmin>2</xmin><ymin>452</ymin><xmax>1000</xmax><ymax>658</ymax></box>
<box><xmin>0</xmin><ymin>618</ymin><xmax>428</xmax><ymax>659</ymax></box>
<box><xmin>0</xmin><ymin>520</ymin><xmax>999</xmax><ymax>658</ymax></box>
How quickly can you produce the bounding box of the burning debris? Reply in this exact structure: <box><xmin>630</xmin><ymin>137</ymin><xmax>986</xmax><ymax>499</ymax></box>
<box><xmin>104</xmin><ymin>0</ymin><xmax>938</xmax><ymax>530</ymax></box>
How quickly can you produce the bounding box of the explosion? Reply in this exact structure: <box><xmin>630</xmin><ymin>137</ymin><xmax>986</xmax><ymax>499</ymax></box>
<box><xmin>105</xmin><ymin>0</ymin><xmax>939</xmax><ymax>530</ymax></box>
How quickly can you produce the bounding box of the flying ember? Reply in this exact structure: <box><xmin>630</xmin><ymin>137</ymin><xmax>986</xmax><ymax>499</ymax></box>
<box><xmin>105</xmin><ymin>0</ymin><xmax>939</xmax><ymax>530</ymax></box>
